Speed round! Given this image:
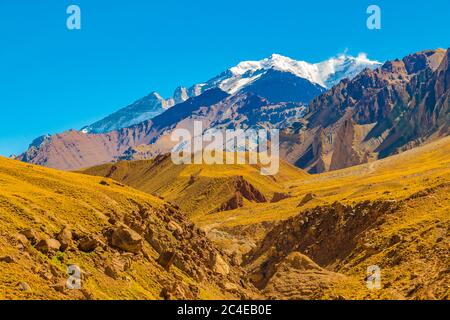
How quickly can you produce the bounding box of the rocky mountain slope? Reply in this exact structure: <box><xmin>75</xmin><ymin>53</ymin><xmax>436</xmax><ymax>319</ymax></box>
<box><xmin>2</xmin><ymin>133</ymin><xmax>449</xmax><ymax>300</ymax></box>
<box><xmin>81</xmin><ymin>135</ymin><xmax>450</xmax><ymax>299</ymax></box>
<box><xmin>17</xmin><ymin>53</ymin><xmax>381</xmax><ymax>170</ymax></box>
<box><xmin>245</xmin><ymin>188</ymin><xmax>449</xmax><ymax>299</ymax></box>
<box><xmin>81</xmin><ymin>92</ymin><xmax>174</xmax><ymax>134</ymax></box>
<box><xmin>80</xmin><ymin>153</ymin><xmax>308</xmax><ymax>218</ymax></box>
<box><xmin>81</xmin><ymin>53</ymin><xmax>380</xmax><ymax>134</ymax></box>
<box><xmin>17</xmin><ymin>89</ymin><xmax>229</xmax><ymax>170</ymax></box>
<box><xmin>17</xmin><ymin>89</ymin><xmax>307</xmax><ymax>170</ymax></box>
<box><xmin>281</xmin><ymin>48</ymin><xmax>450</xmax><ymax>173</ymax></box>
<box><xmin>17</xmin><ymin>49</ymin><xmax>448</xmax><ymax>173</ymax></box>
<box><xmin>0</xmin><ymin>156</ymin><xmax>257</xmax><ymax>299</ymax></box>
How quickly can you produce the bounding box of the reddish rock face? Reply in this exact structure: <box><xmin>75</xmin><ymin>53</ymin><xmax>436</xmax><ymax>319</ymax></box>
<box><xmin>17</xmin><ymin>89</ymin><xmax>229</xmax><ymax>170</ymax></box>
<box><xmin>213</xmin><ymin>176</ymin><xmax>267</xmax><ymax>213</ymax></box>
<box><xmin>281</xmin><ymin>49</ymin><xmax>450</xmax><ymax>173</ymax></box>
<box><xmin>233</xmin><ymin>176</ymin><xmax>267</xmax><ymax>203</ymax></box>
<box><xmin>17</xmin><ymin>49</ymin><xmax>450</xmax><ymax>173</ymax></box>
<box><xmin>17</xmin><ymin>126</ymin><xmax>156</xmax><ymax>171</ymax></box>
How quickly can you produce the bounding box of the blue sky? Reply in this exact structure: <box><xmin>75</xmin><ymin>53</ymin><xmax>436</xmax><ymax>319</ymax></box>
<box><xmin>0</xmin><ymin>0</ymin><xmax>449</xmax><ymax>156</ymax></box>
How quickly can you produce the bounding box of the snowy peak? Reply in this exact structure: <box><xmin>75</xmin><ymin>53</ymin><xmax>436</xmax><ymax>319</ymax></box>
<box><xmin>230</xmin><ymin>53</ymin><xmax>316</xmax><ymax>79</ymax></box>
<box><xmin>315</xmin><ymin>53</ymin><xmax>381</xmax><ymax>87</ymax></box>
<box><xmin>82</xmin><ymin>52</ymin><xmax>382</xmax><ymax>133</ymax></box>
<box><xmin>223</xmin><ymin>53</ymin><xmax>381</xmax><ymax>91</ymax></box>
<box><xmin>82</xmin><ymin>91</ymin><xmax>172</xmax><ymax>134</ymax></box>
<box><xmin>173</xmin><ymin>86</ymin><xmax>189</xmax><ymax>104</ymax></box>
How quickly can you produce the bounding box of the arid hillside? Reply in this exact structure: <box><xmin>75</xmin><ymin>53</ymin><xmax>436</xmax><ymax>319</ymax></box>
<box><xmin>81</xmin><ymin>153</ymin><xmax>308</xmax><ymax>218</ymax></box>
<box><xmin>281</xmin><ymin>48</ymin><xmax>449</xmax><ymax>173</ymax></box>
<box><xmin>17</xmin><ymin>49</ymin><xmax>449</xmax><ymax>175</ymax></box>
<box><xmin>82</xmin><ymin>136</ymin><xmax>450</xmax><ymax>300</ymax></box>
<box><xmin>0</xmin><ymin>157</ymin><xmax>257</xmax><ymax>300</ymax></box>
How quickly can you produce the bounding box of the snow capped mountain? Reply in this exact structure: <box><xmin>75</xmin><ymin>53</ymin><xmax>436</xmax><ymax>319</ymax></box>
<box><xmin>81</xmin><ymin>92</ymin><xmax>175</xmax><ymax>134</ymax></box>
<box><xmin>315</xmin><ymin>53</ymin><xmax>381</xmax><ymax>88</ymax></box>
<box><xmin>192</xmin><ymin>53</ymin><xmax>381</xmax><ymax>95</ymax></box>
<box><xmin>82</xmin><ymin>53</ymin><xmax>381</xmax><ymax>133</ymax></box>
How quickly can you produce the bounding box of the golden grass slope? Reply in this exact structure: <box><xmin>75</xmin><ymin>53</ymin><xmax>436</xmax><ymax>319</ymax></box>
<box><xmin>244</xmin><ymin>185</ymin><xmax>449</xmax><ymax>299</ymax></box>
<box><xmin>78</xmin><ymin>137</ymin><xmax>450</xmax><ymax>300</ymax></box>
<box><xmin>226</xmin><ymin>137</ymin><xmax>449</xmax><ymax>299</ymax></box>
<box><xmin>196</xmin><ymin>135</ymin><xmax>450</xmax><ymax>229</ymax></box>
<box><xmin>0</xmin><ymin>156</ymin><xmax>243</xmax><ymax>300</ymax></box>
<box><xmin>81</xmin><ymin>153</ymin><xmax>308</xmax><ymax>218</ymax></box>
<box><xmin>85</xmin><ymin>135</ymin><xmax>449</xmax><ymax>229</ymax></box>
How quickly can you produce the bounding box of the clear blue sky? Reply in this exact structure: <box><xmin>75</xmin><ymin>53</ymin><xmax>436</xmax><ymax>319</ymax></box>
<box><xmin>0</xmin><ymin>0</ymin><xmax>449</xmax><ymax>156</ymax></box>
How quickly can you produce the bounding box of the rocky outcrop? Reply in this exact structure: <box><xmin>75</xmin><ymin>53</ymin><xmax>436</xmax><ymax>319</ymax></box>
<box><xmin>78</xmin><ymin>236</ymin><xmax>101</xmax><ymax>253</ymax></box>
<box><xmin>244</xmin><ymin>200</ymin><xmax>401</xmax><ymax>291</ymax></box>
<box><xmin>283</xmin><ymin>48</ymin><xmax>450</xmax><ymax>173</ymax></box>
<box><xmin>56</xmin><ymin>227</ymin><xmax>72</xmax><ymax>251</ymax></box>
<box><xmin>0</xmin><ymin>156</ymin><xmax>261</xmax><ymax>300</ymax></box>
<box><xmin>157</xmin><ymin>251</ymin><xmax>177</xmax><ymax>271</ymax></box>
<box><xmin>160</xmin><ymin>280</ymin><xmax>200</xmax><ymax>300</ymax></box>
<box><xmin>3</xmin><ymin>187</ymin><xmax>257</xmax><ymax>299</ymax></box>
<box><xmin>270</xmin><ymin>192</ymin><xmax>291</xmax><ymax>203</ymax></box>
<box><xmin>209</xmin><ymin>253</ymin><xmax>230</xmax><ymax>276</ymax></box>
<box><xmin>233</xmin><ymin>176</ymin><xmax>267</xmax><ymax>203</ymax></box>
<box><xmin>215</xmin><ymin>192</ymin><xmax>244</xmax><ymax>212</ymax></box>
<box><xmin>297</xmin><ymin>193</ymin><xmax>316</xmax><ymax>207</ymax></box>
<box><xmin>35</xmin><ymin>239</ymin><xmax>61</xmax><ymax>254</ymax></box>
<box><xmin>20</xmin><ymin>229</ymin><xmax>40</xmax><ymax>245</ymax></box>
<box><xmin>329</xmin><ymin>119</ymin><xmax>371</xmax><ymax>170</ymax></box>
<box><xmin>110</xmin><ymin>225</ymin><xmax>144</xmax><ymax>254</ymax></box>
<box><xmin>213</xmin><ymin>176</ymin><xmax>267</xmax><ymax>213</ymax></box>
<box><xmin>256</xmin><ymin>252</ymin><xmax>345</xmax><ymax>300</ymax></box>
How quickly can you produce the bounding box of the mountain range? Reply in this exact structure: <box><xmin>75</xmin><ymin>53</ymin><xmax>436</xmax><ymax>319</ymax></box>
<box><xmin>79</xmin><ymin>53</ymin><xmax>380</xmax><ymax>134</ymax></box>
<box><xmin>281</xmin><ymin>48</ymin><xmax>450</xmax><ymax>173</ymax></box>
<box><xmin>17</xmin><ymin>49</ymin><xmax>449</xmax><ymax>174</ymax></box>
<box><xmin>17</xmin><ymin>53</ymin><xmax>382</xmax><ymax>170</ymax></box>
<box><xmin>3</xmin><ymin>129</ymin><xmax>449</xmax><ymax>299</ymax></box>
<box><xmin>2</xmin><ymin>48</ymin><xmax>450</xmax><ymax>300</ymax></box>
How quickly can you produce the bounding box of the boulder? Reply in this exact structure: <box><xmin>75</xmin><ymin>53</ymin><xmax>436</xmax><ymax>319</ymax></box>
<box><xmin>111</xmin><ymin>226</ymin><xmax>143</xmax><ymax>254</ymax></box>
<box><xmin>160</xmin><ymin>282</ymin><xmax>200</xmax><ymax>300</ymax></box>
<box><xmin>157</xmin><ymin>250</ymin><xmax>177</xmax><ymax>271</ymax></box>
<box><xmin>282</xmin><ymin>252</ymin><xmax>323</xmax><ymax>271</ymax></box>
<box><xmin>15</xmin><ymin>233</ymin><xmax>29</xmax><ymax>246</ymax></box>
<box><xmin>78</xmin><ymin>236</ymin><xmax>100</xmax><ymax>252</ymax></box>
<box><xmin>0</xmin><ymin>255</ymin><xmax>15</xmax><ymax>263</ymax></box>
<box><xmin>167</xmin><ymin>221</ymin><xmax>183</xmax><ymax>235</ymax></box>
<box><xmin>51</xmin><ymin>281</ymin><xmax>66</xmax><ymax>293</ymax></box>
<box><xmin>209</xmin><ymin>253</ymin><xmax>230</xmax><ymax>275</ymax></box>
<box><xmin>17</xmin><ymin>282</ymin><xmax>31</xmax><ymax>292</ymax></box>
<box><xmin>57</xmin><ymin>227</ymin><xmax>73</xmax><ymax>251</ymax></box>
<box><xmin>20</xmin><ymin>228</ymin><xmax>40</xmax><ymax>245</ymax></box>
<box><xmin>36</xmin><ymin>238</ymin><xmax>61</xmax><ymax>254</ymax></box>
<box><xmin>298</xmin><ymin>193</ymin><xmax>316</xmax><ymax>207</ymax></box>
<box><xmin>104</xmin><ymin>265</ymin><xmax>120</xmax><ymax>280</ymax></box>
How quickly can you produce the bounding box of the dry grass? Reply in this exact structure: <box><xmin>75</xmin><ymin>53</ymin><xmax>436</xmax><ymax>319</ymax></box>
<box><xmin>0</xmin><ymin>157</ymin><xmax>230</xmax><ymax>300</ymax></box>
<box><xmin>195</xmin><ymin>136</ymin><xmax>450</xmax><ymax>228</ymax></box>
